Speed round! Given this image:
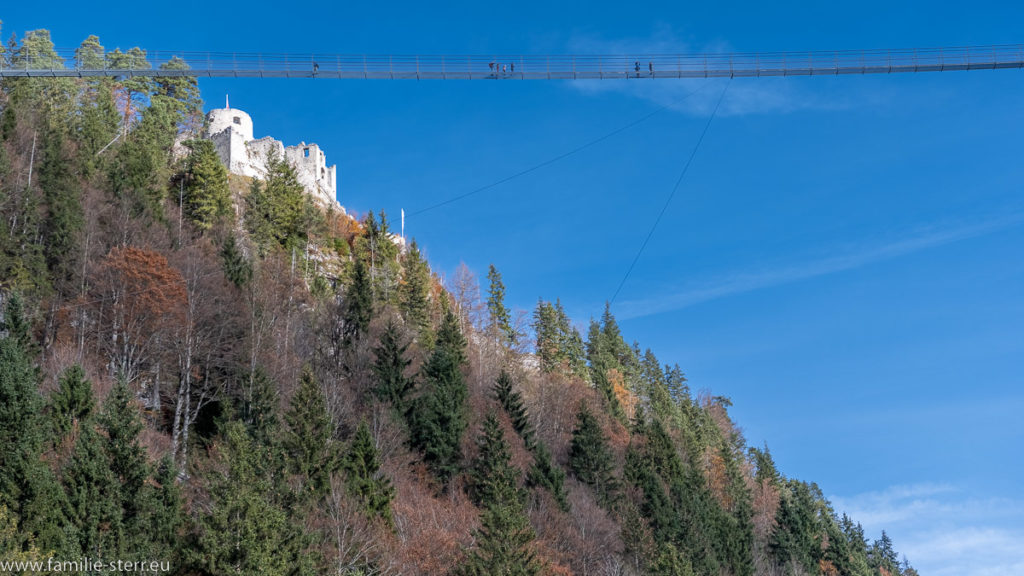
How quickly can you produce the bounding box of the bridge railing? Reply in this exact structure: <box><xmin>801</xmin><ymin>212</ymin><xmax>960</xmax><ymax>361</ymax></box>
<box><xmin>1</xmin><ymin>45</ymin><xmax>1022</xmax><ymax>78</ymax></box>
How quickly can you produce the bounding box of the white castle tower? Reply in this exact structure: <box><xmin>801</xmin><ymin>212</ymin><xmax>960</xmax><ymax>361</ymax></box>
<box><xmin>205</xmin><ymin>98</ymin><xmax>339</xmax><ymax>207</ymax></box>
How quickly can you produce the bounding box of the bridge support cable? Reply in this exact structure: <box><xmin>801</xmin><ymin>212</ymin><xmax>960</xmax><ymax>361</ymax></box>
<box><xmin>609</xmin><ymin>79</ymin><xmax>731</xmax><ymax>306</ymax></box>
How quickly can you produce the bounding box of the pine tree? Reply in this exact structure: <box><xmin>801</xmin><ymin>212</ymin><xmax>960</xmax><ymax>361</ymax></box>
<box><xmin>371</xmin><ymin>320</ymin><xmax>414</xmax><ymax>412</ymax></box>
<box><xmin>283</xmin><ymin>368</ymin><xmax>339</xmax><ymax>498</ymax></box>
<box><xmin>409</xmin><ymin>305</ymin><xmax>468</xmax><ymax>482</ymax></box>
<box><xmin>568</xmin><ymin>403</ymin><xmax>619</xmax><ymax>507</ymax></box>
<box><xmin>486</xmin><ymin>264</ymin><xmax>516</xmax><ymax>346</ymax></box>
<box><xmin>49</xmin><ymin>364</ymin><xmax>93</xmax><ymax>440</ymax></box>
<box><xmin>341</xmin><ymin>421</ymin><xmax>394</xmax><ymax>524</ymax></box>
<box><xmin>459</xmin><ymin>412</ymin><xmax>541</xmax><ymax>576</ymax></box>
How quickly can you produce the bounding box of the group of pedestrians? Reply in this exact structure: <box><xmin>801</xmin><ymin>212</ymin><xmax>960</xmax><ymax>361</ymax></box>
<box><xmin>489</xmin><ymin>61</ymin><xmax>516</xmax><ymax>76</ymax></box>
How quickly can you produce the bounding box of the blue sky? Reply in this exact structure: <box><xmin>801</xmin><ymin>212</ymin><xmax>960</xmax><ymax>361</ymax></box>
<box><xmin>4</xmin><ymin>2</ymin><xmax>1023</xmax><ymax>573</ymax></box>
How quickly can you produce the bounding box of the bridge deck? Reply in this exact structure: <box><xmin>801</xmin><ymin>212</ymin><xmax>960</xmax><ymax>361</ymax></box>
<box><xmin>2</xmin><ymin>45</ymin><xmax>1022</xmax><ymax>79</ymax></box>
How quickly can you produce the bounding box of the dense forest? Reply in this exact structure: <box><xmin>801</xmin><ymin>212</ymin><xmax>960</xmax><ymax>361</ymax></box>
<box><xmin>0</xmin><ymin>27</ymin><xmax>920</xmax><ymax>576</ymax></box>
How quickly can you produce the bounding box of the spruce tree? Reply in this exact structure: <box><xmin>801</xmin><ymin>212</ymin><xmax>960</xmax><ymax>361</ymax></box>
<box><xmin>526</xmin><ymin>441</ymin><xmax>568</xmax><ymax>512</ymax></box>
<box><xmin>399</xmin><ymin>239</ymin><xmax>431</xmax><ymax>336</ymax></box>
<box><xmin>0</xmin><ymin>313</ymin><xmax>64</xmax><ymax>550</ymax></box>
<box><xmin>532</xmin><ymin>299</ymin><xmax>560</xmax><ymax>372</ymax></box>
<box><xmin>568</xmin><ymin>403</ymin><xmax>619</xmax><ymax>507</ymax></box>
<box><xmin>371</xmin><ymin>320</ymin><xmax>414</xmax><ymax>412</ymax></box>
<box><xmin>342</xmin><ymin>257</ymin><xmax>373</xmax><ymax>346</ymax></box>
<box><xmin>409</xmin><ymin>305</ymin><xmax>468</xmax><ymax>482</ymax></box>
<box><xmin>38</xmin><ymin>127</ymin><xmax>84</xmax><ymax>290</ymax></box>
<box><xmin>458</xmin><ymin>413</ymin><xmax>541</xmax><ymax>576</ymax></box>
<box><xmin>486</xmin><ymin>264</ymin><xmax>516</xmax><ymax>346</ymax></box>
<box><xmin>220</xmin><ymin>234</ymin><xmax>253</xmax><ymax>288</ymax></box>
<box><xmin>62</xmin><ymin>421</ymin><xmax>121</xmax><ymax>559</ymax></box>
<box><xmin>49</xmin><ymin>364</ymin><xmax>93</xmax><ymax>440</ymax></box>
<box><xmin>181</xmin><ymin>139</ymin><xmax>231</xmax><ymax>229</ymax></box>
<box><xmin>245</xmin><ymin>153</ymin><xmax>320</xmax><ymax>253</ymax></box>
<box><xmin>98</xmin><ymin>377</ymin><xmax>148</xmax><ymax>529</ymax></box>
<box><xmin>494</xmin><ymin>370</ymin><xmax>533</xmax><ymax>449</ymax></box>
<box><xmin>192</xmin><ymin>422</ymin><xmax>315</xmax><ymax>576</ymax></box>
<box><xmin>341</xmin><ymin>421</ymin><xmax>394</xmax><ymax>524</ymax></box>
<box><xmin>554</xmin><ymin>300</ymin><xmax>588</xmax><ymax>378</ymax></box>
<box><xmin>283</xmin><ymin>368</ymin><xmax>339</xmax><ymax>499</ymax></box>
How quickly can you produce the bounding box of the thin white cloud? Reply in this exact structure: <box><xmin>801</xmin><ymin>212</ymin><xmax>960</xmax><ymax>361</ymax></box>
<box><xmin>831</xmin><ymin>484</ymin><xmax>1024</xmax><ymax>576</ymax></box>
<box><xmin>616</xmin><ymin>211</ymin><xmax>1024</xmax><ymax>320</ymax></box>
<box><xmin>566</xmin><ymin>30</ymin><xmax>884</xmax><ymax>116</ymax></box>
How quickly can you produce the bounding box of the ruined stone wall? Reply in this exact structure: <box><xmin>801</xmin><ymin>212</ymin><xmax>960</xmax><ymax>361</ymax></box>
<box><xmin>204</xmin><ymin>107</ymin><xmax>339</xmax><ymax>207</ymax></box>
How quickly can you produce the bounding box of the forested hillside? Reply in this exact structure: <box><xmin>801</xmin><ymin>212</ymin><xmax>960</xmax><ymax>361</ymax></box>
<box><xmin>0</xmin><ymin>27</ymin><xmax>919</xmax><ymax>576</ymax></box>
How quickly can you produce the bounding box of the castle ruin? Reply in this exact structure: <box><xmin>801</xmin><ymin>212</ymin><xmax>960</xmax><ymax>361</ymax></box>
<box><xmin>205</xmin><ymin>102</ymin><xmax>339</xmax><ymax>207</ymax></box>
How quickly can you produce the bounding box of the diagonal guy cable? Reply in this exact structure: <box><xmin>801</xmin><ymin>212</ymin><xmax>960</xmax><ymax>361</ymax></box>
<box><xmin>411</xmin><ymin>83</ymin><xmax>711</xmax><ymax>216</ymax></box>
<box><xmin>609</xmin><ymin>79</ymin><xmax>731</xmax><ymax>306</ymax></box>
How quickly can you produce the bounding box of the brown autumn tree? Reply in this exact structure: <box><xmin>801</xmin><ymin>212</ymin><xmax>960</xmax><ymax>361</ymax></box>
<box><xmin>91</xmin><ymin>245</ymin><xmax>185</xmax><ymax>390</ymax></box>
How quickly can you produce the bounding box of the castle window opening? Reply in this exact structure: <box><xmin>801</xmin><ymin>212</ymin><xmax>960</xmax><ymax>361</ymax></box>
<box><xmin>304</xmin><ymin>147</ymin><xmax>310</xmax><ymax>157</ymax></box>
<box><xmin>233</xmin><ymin>116</ymin><xmax>241</xmax><ymax>125</ymax></box>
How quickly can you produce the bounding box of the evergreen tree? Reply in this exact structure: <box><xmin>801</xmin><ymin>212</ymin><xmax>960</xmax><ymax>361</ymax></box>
<box><xmin>180</xmin><ymin>139</ymin><xmax>231</xmax><ymax>229</ymax></box>
<box><xmin>245</xmin><ymin>153</ymin><xmax>321</xmax><ymax>253</ymax></box>
<box><xmin>240</xmin><ymin>367</ymin><xmax>280</xmax><ymax>448</ymax></box>
<box><xmin>1</xmin><ymin>293</ymin><xmax>36</xmax><ymax>355</ymax></box>
<box><xmin>38</xmin><ymin>127</ymin><xmax>83</xmax><ymax>290</ymax></box>
<box><xmin>532</xmin><ymin>299</ymin><xmax>560</xmax><ymax>372</ymax></box>
<box><xmin>554</xmin><ymin>300</ymin><xmax>588</xmax><ymax>378</ymax></box>
<box><xmin>0</xmin><ymin>312</ymin><xmax>64</xmax><ymax>550</ymax></box>
<box><xmin>409</xmin><ymin>305</ymin><xmax>468</xmax><ymax>483</ymax></box>
<box><xmin>459</xmin><ymin>412</ymin><xmax>541</xmax><ymax>576</ymax></box>
<box><xmin>371</xmin><ymin>320</ymin><xmax>414</xmax><ymax>412</ymax></box>
<box><xmin>192</xmin><ymin>422</ymin><xmax>315</xmax><ymax>576</ymax></box>
<box><xmin>49</xmin><ymin>364</ymin><xmax>93</xmax><ymax>440</ymax></box>
<box><xmin>486</xmin><ymin>264</ymin><xmax>516</xmax><ymax>346</ymax></box>
<box><xmin>399</xmin><ymin>239</ymin><xmax>431</xmax><ymax>336</ymax></box>
<box><xmin>352</xmin><ymin>211</ymin><xmax>401</xmax><ymax>306</ymax></box>
<box><xmin>341</xmin><ymin>421</ymin><xmax>394</xmax><ymax>524</ymax></box>
<box><xmin>649</xmin><ymin>542</ymin><xmax>696</xmax><ymax>576</ymax></box>
<box><xmin>98</xmin><ymin>377</ymin><xmax>148</xmax><ymax>529</ymax></box>
<box><xmin>770</xmin><ymin>480</ymin><xmax>821</xmax><ymax>575</ymax></box>
<box><xmin>568</xmin><ymin>403</ymin><xmax>619</xmax><ymax>507</ymax></box>
<box><xmin>869</xmin><ymin>531</ymin><xmax>900</xmax><ymax>576</ymax></box>
<box><xmin>342</xmin><ymin>257</ymin><xmax>373</xmax><ymax>346</ymax></box>
<box><xmin>526</xmin><ymin>441</ymin><xmax>568</xmax><ymax>512</ymax></box>
<box><xmin>493</xmin><ymin>370</ymin><xmax>533</xmax><ymax>449</ymax></box>
<box><xmin>585</xmin><ymin>312</ymin><xmax>627</xmax><ymax>422</ymax></box>
<box><xmin>133</xmin><ymin>457</ymin><xmax>184</xmax><ymax>564</ymax></box>
<box><xmin>62</xmin><ymin>421</ymin><xmax>121</xmax><ymax>560</ymax></box>
<box><xmin>283</xmin><ymin>368</ymin><xmax>339</xmax><ymax>498</ymax></box>
<box><xmin>220</xmin><ymin>234</ymin><xmax>253</xmax><ymax>288</ymax></box>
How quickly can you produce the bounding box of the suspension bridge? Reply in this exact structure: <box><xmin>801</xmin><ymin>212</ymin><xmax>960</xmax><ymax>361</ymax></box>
<box><xmin>2</xmin><ymin>44</ymin><xmax>1024</xmax><ymax>79</ymax></box>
